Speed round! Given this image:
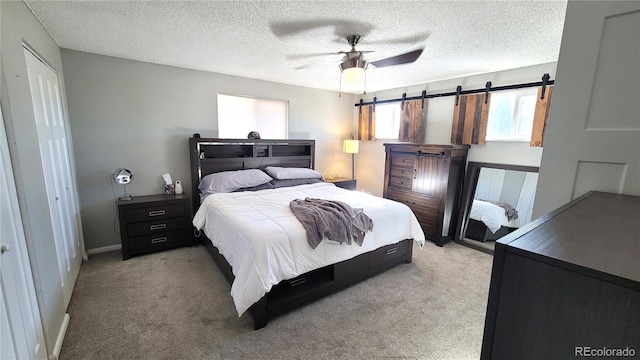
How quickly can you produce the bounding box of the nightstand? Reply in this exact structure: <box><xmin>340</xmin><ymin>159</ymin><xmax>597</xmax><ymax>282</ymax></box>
<box><xmin>326</xmin><ymin>177</ymin><xmax>356</xmax><ymax>190</ymax></box>
<box><xmin>117</xmin><ymin>194</ymin><xmax>192</xmax><ymax>260</ymax></box>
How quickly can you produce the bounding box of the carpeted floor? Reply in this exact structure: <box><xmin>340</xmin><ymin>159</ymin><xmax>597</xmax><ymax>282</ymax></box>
<box><xmin>60</xmin><ymin>241</ymin><xmax>492</xmax><ymax>360</ymax></box>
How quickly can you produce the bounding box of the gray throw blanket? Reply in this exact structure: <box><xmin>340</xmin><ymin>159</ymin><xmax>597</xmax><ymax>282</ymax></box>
<box><xmin>289</xmin><ymin>197</ymin><xmax>373</xmax><ymax>249</ymax></box>
<box><xmin>481</xmin><ymin>199</ymin><xmax>519</xmax><ymax>221</ymax></box>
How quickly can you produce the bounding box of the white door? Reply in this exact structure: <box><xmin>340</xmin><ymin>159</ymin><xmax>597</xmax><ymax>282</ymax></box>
<box><xmin>1</xmin><ymin>105</ymin><xmax>47</xmax><ymax>359</ymax></box>
<box><xmin>535</xmin><ymin>1</ymin><xmax>640</xmax><ymax>217</ymax></box>
<box><xmin>23</xmin><ymin>47</ymin><xmax>82</xmax><ymax>309</ymax></box>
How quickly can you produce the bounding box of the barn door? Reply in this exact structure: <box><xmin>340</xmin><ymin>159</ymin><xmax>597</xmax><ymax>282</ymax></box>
<box><xmin>1</xmin><ymin>105</ymin><xmax>47</xmax><ymax>359</ymax></box>
<box><xmin>23</xmin><ymin>47</ymin><xmax>82</xmax><ymax>309</ymax></box>
<box><xmin>535</xmin><ymin>2</ymin><xmax>640</xmax><ymax>217</ymax></box>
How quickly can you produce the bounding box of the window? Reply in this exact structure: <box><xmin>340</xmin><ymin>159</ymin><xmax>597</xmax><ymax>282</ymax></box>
<box><xmin>217</xmin><ymin>94</ymin><xmax>288</xmax><ymax>139</ymax></box>
<box><xmin>486</xmin><ymin>88</ymin><xmax>537</xmax><ymax>141</ymax></box>
<box><xmin>374</xmin><ymin>103</ymin><xmax>401</xmax><ymax>139</ymax></box>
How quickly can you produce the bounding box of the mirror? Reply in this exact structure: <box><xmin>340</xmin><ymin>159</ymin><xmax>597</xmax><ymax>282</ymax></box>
<box><xmin>112</xmin><ymin>168</ymin><xmax>134</xmax><ymax>200</ymax></box>
<box><xmin>455</xmin><ymin>162</ymin><xmax>539</xmax><ymax>253</ymax></box>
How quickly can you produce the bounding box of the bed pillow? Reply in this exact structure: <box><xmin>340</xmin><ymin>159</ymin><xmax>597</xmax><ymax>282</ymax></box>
<box><xmin>265</xmin><ymin>166</ymin><xmax>323</xmax><ymax>180</ymax></box>
<box><xmin>270</xmin><ymin>178</ymin><xmax>323</xmax><ymax>188</ymax></box>
<box><xmin>233</xmin><ymin>182</ymin><xmax>275</xmax><ymax>192</ymax></box>
<box><xmin>199</xmin><ymin>169</ymin><xmax>273</xmax><ymax>199</ymax></box>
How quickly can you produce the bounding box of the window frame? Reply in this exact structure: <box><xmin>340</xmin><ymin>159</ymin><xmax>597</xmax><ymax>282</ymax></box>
<box><xmin>485</xmin><ymin>88</ymin><xmax>538</xmax><ymax>142</ymax></box>
<box><xmin>373</xmin><ymin>103</ymin><xmax>402</xmax><ymax>140</ymax></box>
<box><xmin>217</xmin><ymin>94</ymin><xmax>289</xmax><ymax>139</ymax></box>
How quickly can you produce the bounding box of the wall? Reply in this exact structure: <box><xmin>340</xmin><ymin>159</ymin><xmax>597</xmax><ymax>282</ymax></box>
<box><xmin>353</xmin><ymin>63</ymin><xmax>556</xmax><ymax>196</ymax></box>
<box><xmin>60</xmin><ymin>49</ymin><xmax>356</xmax><ymax>251</ymax></box>
<box><xmin>1</xmin><ymin>0</ymin><xmax>74</xmax><ymax>354</ymax></box>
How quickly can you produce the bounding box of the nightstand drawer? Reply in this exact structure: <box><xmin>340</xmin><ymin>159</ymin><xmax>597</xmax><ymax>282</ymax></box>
<box><xmin>127</xmin><ymin>217</ymin><xmax>186</xmax><ymax>237</ymax></box>
<box><xmin>125</xmin><ymin>203</ymin><xmax>185</xmax><ymax>223</ymax></box>
<box><xmin>128</xmin><ymin>230</ymin><xmax>187</xmax><ymax>252</ymax></box>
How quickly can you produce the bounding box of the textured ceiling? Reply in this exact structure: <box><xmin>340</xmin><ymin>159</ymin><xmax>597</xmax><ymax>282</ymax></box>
<box><xmin>24</xmin><ymin>0</ymin><xmax>568</xmax><ymax>94</ymax></box>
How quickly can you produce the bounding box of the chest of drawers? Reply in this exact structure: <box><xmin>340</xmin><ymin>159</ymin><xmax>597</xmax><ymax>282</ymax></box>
<box><xmin>117</xmin><ymin>194</ymin><xmax>191</xmax><ymax>260</ymax></box>
<box><xmin>383</xmin><ymin>143</ymin><xmax>469</xmax><ymax>246</ymax></box>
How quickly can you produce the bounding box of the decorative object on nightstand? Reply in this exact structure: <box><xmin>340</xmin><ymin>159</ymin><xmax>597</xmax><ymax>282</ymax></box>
<box><xmin>112</xmin><ymin>167</ymin><xmax>134</xmax><ymax>200</ymax></box>
<box><xmin>174</xmin><ymin>180</ymin><xmax>184</xmax><ymax>194</ymax></box>
<box><xmin>117</xmin><ymin>194</ymin><xmax>192</xmax><ymax>260</ymax></box>
<box><xmin>326</xmin><ymin>177</ymin><xmax>357</xmax><ymax>190</ymax></box>
<box><xmin>343</xmin><ymin>134</ymin><xmax>359</xmax><ymax>179</ymax></box>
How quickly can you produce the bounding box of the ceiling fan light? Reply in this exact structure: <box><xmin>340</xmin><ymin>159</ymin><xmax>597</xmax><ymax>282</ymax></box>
<box><xmin>342</xmin><ymin>67</ymin><xmax>365</xmax><ymax>83</ymax></box>
<box><xmin>340</xmin><ymin>58</ymin><xmax>367</xmax><ymax>83</ymax></box>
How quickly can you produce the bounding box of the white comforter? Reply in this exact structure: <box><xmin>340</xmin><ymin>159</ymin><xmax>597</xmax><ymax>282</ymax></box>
<box><xmin>469</xmin><ymin>199</ymin><xmax>520</xmax><ymax>233</ymax></box>
<box><xmin>192</xmin><ymin>182</ymin><xmax>425</xmax><ymax>316</ymax></box>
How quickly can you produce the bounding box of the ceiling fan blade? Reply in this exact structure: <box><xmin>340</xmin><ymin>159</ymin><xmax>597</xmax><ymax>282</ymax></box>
<box><xmin>369</xmin><ymin>49</ymin><xmax>424</xmax><ymax>68</ymax></box>
<box><xmin>286</xmin><ymin>52</ymin><xmax>341</xmax><ymax>61</ymax></box>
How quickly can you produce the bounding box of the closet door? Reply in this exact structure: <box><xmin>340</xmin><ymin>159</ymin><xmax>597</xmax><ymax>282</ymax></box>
<box><xmin>1</xmin><ymin>106</ymin><xmax>48</xmax><ymax>359</ymax></box>
<box><xmin>24</xmin><ymin>47</ymin><xmax>82</xmax><ymax>309</ymax></box>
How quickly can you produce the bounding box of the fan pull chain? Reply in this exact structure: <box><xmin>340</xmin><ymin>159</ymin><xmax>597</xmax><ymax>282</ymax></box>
<box><xmin>363</xmin><ymin>70</ymin><xmax>367</xmax><ymax>95</ymax></box>
<box><xmin>339</xmin><ymin>71</ymin><xmax>342</xmax><ymax>97</ymax></box>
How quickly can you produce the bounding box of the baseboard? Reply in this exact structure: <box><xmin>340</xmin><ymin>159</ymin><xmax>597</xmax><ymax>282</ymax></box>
<box><xmin>48</xmin><ymin>313</ymin><xmax>69</xmax><ymax>360</ymax></box>
<box><xmin>86</xmin><ymin>244</ymin><xmax>122</xmax><ymax>256</ymax></box>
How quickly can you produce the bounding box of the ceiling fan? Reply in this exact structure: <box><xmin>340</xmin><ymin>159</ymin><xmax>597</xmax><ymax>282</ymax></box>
<box><xmin>336</xmin><ymin>35</ymin><xmax>424</xmax><ymax>83</ymax></box>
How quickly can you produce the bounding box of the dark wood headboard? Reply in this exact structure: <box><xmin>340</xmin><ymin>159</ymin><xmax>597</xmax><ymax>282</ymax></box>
<box><xmin>189</xmin><ymin>137</ymin><xmax>315</xmax><ymax>214</ymax></box>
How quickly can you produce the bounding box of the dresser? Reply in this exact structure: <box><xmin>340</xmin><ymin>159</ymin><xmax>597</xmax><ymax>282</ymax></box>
<box><xmin>117</xmin><ymin>194</ymin><xmax>192</xmax><ymax>260</ymax></box>
<box><xmin>383</xmin><ymin>143</ymin><xmax>469</xmax><ymax>246</ymax></box>
<box><xmin>481</xmin><ymin>192</ymin><xmax>640</xmax><ymax>360</ymax></box>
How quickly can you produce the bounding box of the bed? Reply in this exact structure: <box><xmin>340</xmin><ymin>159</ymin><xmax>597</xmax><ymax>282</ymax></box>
<box><xmin>466</xmin><ymin>199</ymin><xmax>520</xmax><ymax>242</ymax></box>
<box><xmin>189</xmin><ymin>138</ymin><xmax>425</xmax><ymax>329</ymax></box>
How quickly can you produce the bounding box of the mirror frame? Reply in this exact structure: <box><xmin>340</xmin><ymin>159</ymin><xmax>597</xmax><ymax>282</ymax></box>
<box><xmin>454</xmin><ymin>161</ymin><xmax>539</xmax><ymax>254</ymax></box>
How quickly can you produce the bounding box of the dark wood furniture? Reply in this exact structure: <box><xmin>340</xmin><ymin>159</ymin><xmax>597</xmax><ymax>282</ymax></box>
<box><xmin>117</xmin><ymin>194</ymin><xmax>192</xmax><ymax>260</ymax></box>
<box><xmin>189</xmin><ymin>137</ymin><xmax>415</xmax><ymax>329</ymax></box>
<box><xmin>455</xmin><ymin>162</ymin><xmax>539</xmax><ymax>254</ymax></box>
<box><xmin>325</xmin><ymin>177</ymin><xmax>356</xmax><ymax>190</ymax></box>
<box><xmin>481</xmin><ymin>191</ymin><xmax>640</xmax><ymax>360</ymax></box>
<box><xmin>465</xmin><ymin>219</ymin><xmax>515</xmax><ymax>242</ymax></box>
<box><xmin>383</xmin><ymin>143</ymin><xmax>469</xmax><ymax>246</ymax></box>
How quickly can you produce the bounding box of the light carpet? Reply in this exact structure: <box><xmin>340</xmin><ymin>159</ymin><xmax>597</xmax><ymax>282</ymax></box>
<box><xmin>60</xmin><ymin>241</ymin><xmax>492</xmax><ymax>360</ymax></box>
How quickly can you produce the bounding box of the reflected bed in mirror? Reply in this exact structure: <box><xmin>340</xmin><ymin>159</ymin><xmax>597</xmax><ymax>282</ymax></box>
<box><xmin>455</xmin><ymin>162</ymin><xmax>539</xmax><ymax>254</ymax></box>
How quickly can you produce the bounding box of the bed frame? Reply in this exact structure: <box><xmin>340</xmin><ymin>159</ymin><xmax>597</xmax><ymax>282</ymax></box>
<box><xmin>465</xmin><ymin>219</ymin><xmax>517</xmax><ymax>242</ymax></box>
<box><xmin>189</xmin><ymin>137</ymin><xmax>414</xmax><ymax>329</ymax></box>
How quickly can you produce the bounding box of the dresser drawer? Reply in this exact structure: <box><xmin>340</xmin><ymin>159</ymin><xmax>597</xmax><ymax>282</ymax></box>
<box><xmin>127</xmin><ymin>217</ymin><xmax>186</xmax><ymax>237</ymax></box>
<box><xmin>369</xmin><ymin>241</ymin><xmax>410</xmax><ymax>268</ymax></box>
<box><xmin>389</xmin><ymin>175</ymin><xmax>413</xmax><ymax>190</ymax></box>
<box><xmin>390</xmin><ymin>153</ymin><xmax>415</xmax><ymax>170</ymax></box>
<box><xmin>125</xmin><ymin>203</ymin><xmax>185</xmax><ymax>223</ymax></box>
<box><xmin>386</xmin><ymin>189</ymin><xmax>441</xmax><ymax>235</ymax></box>
<box><xmin>387</xmin><ymin>189</ymin><xmax>440</xmax><ymax>214</ymax></box>
<box><xmin>128</xmin><ymin>230</ymin><xmax>187</xmax><ymax>252</ymax></box>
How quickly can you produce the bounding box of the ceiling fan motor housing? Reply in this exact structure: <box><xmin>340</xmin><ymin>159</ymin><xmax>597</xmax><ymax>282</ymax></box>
<box><xmin>339</xmin><ymin>57</ymin><xmax>368</xmax><ymax>72</ymax></box>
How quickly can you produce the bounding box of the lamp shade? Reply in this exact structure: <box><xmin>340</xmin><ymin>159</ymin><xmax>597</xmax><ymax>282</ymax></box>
<box><xmin>343</xmin><ymin>139</ymin><xmax>360</xmax><ymax>154</ymax></box>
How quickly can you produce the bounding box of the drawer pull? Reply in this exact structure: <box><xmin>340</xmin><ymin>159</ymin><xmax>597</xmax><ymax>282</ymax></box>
<box><xmin>151</xmin><ymin>237</ymin><xmax>168</xmax><ymax>244</ymax></box>
<box><xmin>148</xmin><ymin>210</ymin><xmax>166</xmax><ymax>217</ymax></box>
<box><xmin>149</xmin><ymin>224</ymin><xmax>167</xmax><ymax>231</ymax></box>
<box><xmin>386</xmin><ymin>247</ymin><xmax>398</xmax><ymax>255</ymax></box>
<box><xmin>289</xmin><ymin>278</ymin><xmax>307</xmax><ymax>287</ymax></box>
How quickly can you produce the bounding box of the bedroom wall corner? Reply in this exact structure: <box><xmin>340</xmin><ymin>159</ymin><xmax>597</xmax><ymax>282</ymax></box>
<box><xmin>60</xmin><ymin>49</ymin><xmax>356</xmax><ymax>251</ymax></box>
